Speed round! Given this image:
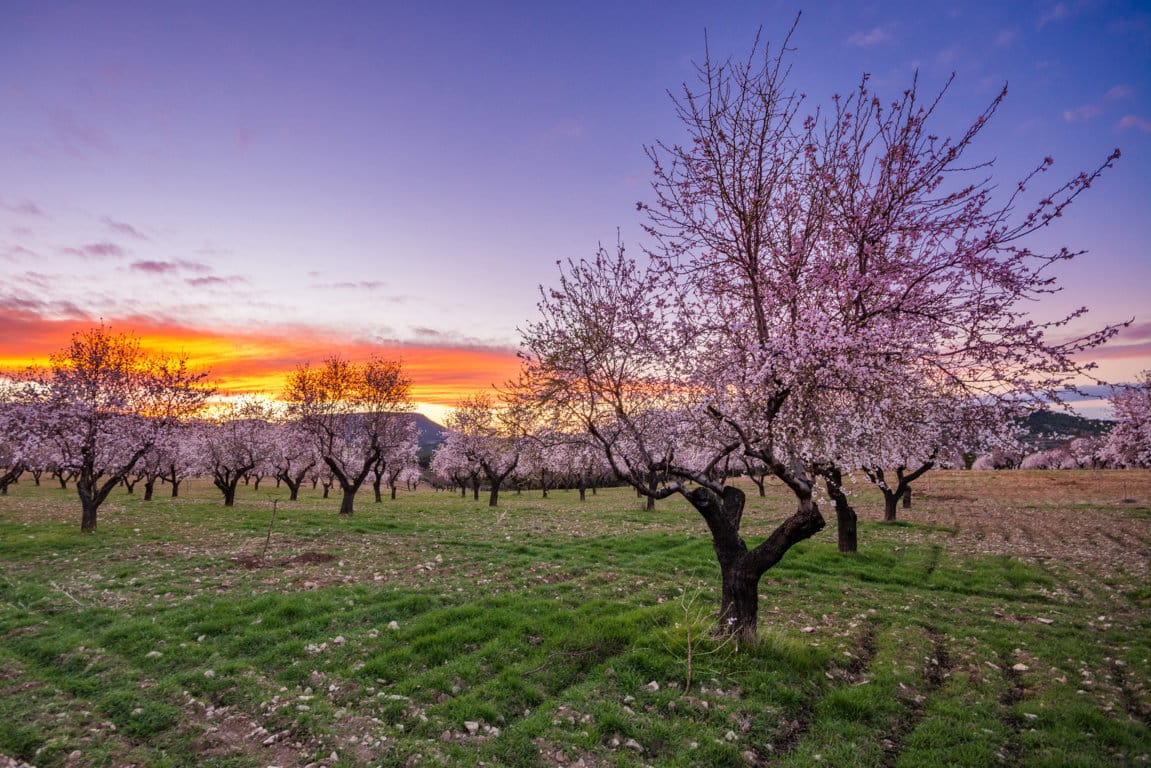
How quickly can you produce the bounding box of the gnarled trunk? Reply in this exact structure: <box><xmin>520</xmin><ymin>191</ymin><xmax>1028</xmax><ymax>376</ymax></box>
<box><xmin>687</xmin><ymin>486</ymin><xmax>825</xmax><ymax>639</ymax></box>
<box><xmin>820</xmin><ymin>467</ymin><xmax>857</xmax><ymax>553</ymax></box>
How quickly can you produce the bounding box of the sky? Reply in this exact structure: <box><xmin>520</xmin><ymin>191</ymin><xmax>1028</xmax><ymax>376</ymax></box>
<box><xmin>2</xmin><ymin>0</ymin><xmax>1149</xmax><ymax>422</ymax></box>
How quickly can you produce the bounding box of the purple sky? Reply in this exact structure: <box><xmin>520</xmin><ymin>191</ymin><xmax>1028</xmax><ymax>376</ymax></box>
<box><xmin>2</xmin><ymin>1</ymin><xmax>1149</xmax><ymax>417</ymax></box>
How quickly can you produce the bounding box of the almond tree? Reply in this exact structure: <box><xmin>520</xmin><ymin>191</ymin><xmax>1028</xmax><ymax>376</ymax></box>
<box><xmin>440</xmin><ymin>393</ymin><xmax>525</xmax><ymax>508</ymax></box>
<box><xmin>370</xmin><ymin>416</ymin><xmax>420</xmax><ymax>501</ymax></box>
<box><xmin>197</xmin><ymin>399</ymin><xmax>273</xmax><ymax>507</ymax></box>
<box><xmin>1102</xmin><ymin>372</ymin><xmax>1151</xmax><ymax>468</ymax></box>
<box><xmin>267</xmin><ymin>421</ymin><xmax>318</xmax><ymax>501</ymax></box>
<box><xmin>24</xmin><ymin>326</ymin><xmax>212</xmax><ymax>532</ymax></box>
<box><xmin>430</xmin><ymin>434</ymin><xmax>480</xmax><ymax>499</ymax></box>
<box><xmin>284</xmin><ymin>355</ymin><xmax>412</xmax><ymax>515</ymax></box>
<box><xmin>0</xmin><ymin>384</ymin><xmax>30</xmax><ymax>494</ymax></box>
<box><xmin>522</xmin><ymin>27</ymin><xmax>1120</xmax><ymax>639</ymax></box>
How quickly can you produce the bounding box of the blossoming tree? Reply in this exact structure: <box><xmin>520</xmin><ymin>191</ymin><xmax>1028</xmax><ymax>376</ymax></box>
<box><xmin>1102</xmin><ymin>372</ymin><xmax>1151</xmax><ymax>468</ymax></box>
<box><xmin>23</xmin><ymin>325</ymin><xmax>212</xmax><ymax>532</ymax></box>
<box><xmin>283</xmin><ymin>355</ymin><xmax>413</xmax><ymax>515</ymax></box>
<box><xmin>522</xmin><ymin>28</ymin><xmax>1120</xmax><ymax>638</ymax></box>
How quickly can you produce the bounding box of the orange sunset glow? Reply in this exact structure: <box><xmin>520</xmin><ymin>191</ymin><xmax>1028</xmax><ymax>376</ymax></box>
<box><xmin>0</xmin><ymin>311</ymin><xmax>522</xmax><ymax>422</ymax></box>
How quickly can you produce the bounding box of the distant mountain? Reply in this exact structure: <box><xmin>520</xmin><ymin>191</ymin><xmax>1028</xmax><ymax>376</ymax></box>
<box><xmin>1019</xmin><ymin>409</ymin><xmax>1113</xmax><ymax>451</ymax></box>
<box><xmin>407</xmin><ymin>413</ymin><xmax>446</xmax><ymax>456</ymax></box>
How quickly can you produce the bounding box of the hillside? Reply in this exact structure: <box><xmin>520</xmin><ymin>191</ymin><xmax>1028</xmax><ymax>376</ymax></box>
<box><xmin>408</xmin><ymin>412</ymin><xmax>446</xmax><ymax>455</ymax></box>
<box><xmin>1020</xmin><ymin>408</ymin><xmax>1113</xmax><ymax>451</ymax></box>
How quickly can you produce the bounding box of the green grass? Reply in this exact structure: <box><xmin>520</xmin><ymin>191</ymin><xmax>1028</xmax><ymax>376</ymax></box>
<box><xmin>0</xmin><ymin>471</ymin><xmax>1148</xmax><ymax>766</ymax></box>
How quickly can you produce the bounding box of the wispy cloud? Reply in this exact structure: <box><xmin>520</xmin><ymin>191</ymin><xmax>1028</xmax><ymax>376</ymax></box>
<box><xmin>130</xmin><ymin>259</ymin><xmax>211</xmax><ymax>275</ymax></box>
<box><xmin>1039</xmin><ymin>2</ymin><xmax>1071</xmax><ymax>27</ymax></box>
<box><xmin>848</xmin><ymin>25</ymin><xmax>892</xmax><ymax>47</ymax></box>
<box><xmin>545</xmin><ymin>118</ymin><xmax>587</xmax><ymax>141</ymax></box>
<box><xmin>1063</xmin><ymin>104</ymin><xmax>1103</xmax><ymax>122</ymax></box>
<box><xmin>185</xmin><ymin>275</ymin><xmax>249</xmax><ymax>288</ymax></box>
<box><xmin>2</xmin><ymin>245</ymin><xmax>38</xmax><ymax>261</ymax></box>
<box><xmin>994</xmin><ymin>28</ymin><xmax>1017</xmax><ymax>47</ymax></box>
<box><xmin>1063</xmin><ymin>84</ymin><xmax>1140</xmax><ymax>125</ymax></box>
<box><xmin>0</xmin><ymin>197</ymin><xmax>44</xmax><ymax>216</ymax></box>
<box><xmin>1118</xmin><ymin>114</ymin><xmax>1151</xmax><ymax>133</ymax></box>
<box><xmin>60</xmin><ymin>241</ymin><xmax>126</xmax><ymax>259</ymax></box>
<box><xmin>314</xmin><ymin>280</ymin><xmax>386</xmax><ymax>291</ymax></box>
<box><xmin>103</xmin><ymin>217</ymin><xmax>149</xmax><ymax>240</ymax></box>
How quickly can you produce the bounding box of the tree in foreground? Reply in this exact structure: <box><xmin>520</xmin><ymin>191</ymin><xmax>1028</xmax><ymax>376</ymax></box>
<box><xmin>22</xmin><ymin>325</ymin><xmax>212</xmax><ymax>532</ymax></box>
<box><xmin>283</xmin><ymin>355</ymin><xmax>412</xmax><ymax>515</ymax></box>
<box><xmin>522</xmin><ymin>26</ymin><xmax>1120</xmax><ymax>639</ymax></box>
<box><xmin>1102</xmin><ymin>371</ymin><xmax>1151</xmax><ymax>468</ymax></box>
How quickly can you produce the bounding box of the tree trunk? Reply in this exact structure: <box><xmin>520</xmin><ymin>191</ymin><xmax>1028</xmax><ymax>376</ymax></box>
<box><xmin>143</xmin><ymin>479</ymin><xmax>156</xmax><ymax>501</ymax></box>
<box><xmin>903</xmin><ymin>486</ymin><xmax>912</xmax><ymax>508</ymax></box>
<box><xmin>279</xmin><ymin>471</ymin><xmax>302</xmax><ymax>501</ymax></box>
<box><xmin>822</xmin><ymin>470</ymin><xmax>858</xmax><ymax>553</ymax></box>
<box><xmin>883</xmin><ymin>490</ymin><xmax>898</xmax><ymax>521</ymax></box>
<box><xmin>686</xmin><ymin>485</ymin><xmax>825</xmax><ymax>639</ymax></box>
<box><xmin>751</xmin><ymin>475</ymin><xmax>766</xmax><ymax>497</ymax></box>
<box><xmin>472</xmin><ymin>478</ymin><xmax>480</xmax><ymax>501</ymax></box>
<box><xmin>0</xmin><ymin>465</ymin><xmax>22</xmax><ymax>495</ymax></box>
<box><xmin>718</xmin><ymin>561</ymin><xmax>761</xmax><ymax>640</ymax></box>
<box><xmin>80</xmin><ymin>496</ymin><xmax>99</xmax><ymax>533</ymax></box>
<box><xmin>488</xmin><ymin>483</ymin><xmax>500</xmax><ymax>507</ymax></box>
<box><xmin>339</xmin><ymin>488</ymin><xmax>356</xmax><ymax>514</ymax></box>
<box><xmin>390</xmin><ymin>483</ymin><xmax>398</xmax><ymax>500</ymax></box>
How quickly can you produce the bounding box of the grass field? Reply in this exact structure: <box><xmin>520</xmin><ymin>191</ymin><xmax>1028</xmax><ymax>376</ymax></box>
<box><xmin>1</xmin><ymin>470</ymin><xmax>1149</xmax><ymax>767</ymax></box>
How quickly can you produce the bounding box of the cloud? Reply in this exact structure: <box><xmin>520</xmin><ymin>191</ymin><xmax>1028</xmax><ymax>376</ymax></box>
<box><xmin>185</xmin><ymin>275</ymin><xmax>249</xmax><ymax>288</ymax></box>
<box><xmin>994</xmin><ymin>28</ymin><xmax>1017</xmax><ymax>47</ymax></box>
<box><xmin>61</xmin><ymin>241</ymin><xmax>126</xmax><ymax>259</ymax></box>
<box><xmin>0</xmin><ymin>198</ymin><xmax>44</xmax><ymax>216</ymax></box>
<box><xmin>546</xmin><ymin>118</ymin><xmax>587</xmax><ymax>141</ymax></box>
<box><xmin>43</xmin><ymin>108</ymin><xmax>113</xmax><ymax>160</ymax></box>
<box><xmin>315</xmin><ymin>280</ymin><xmax>386</xmax><ymax>291</ymax></box>
<box><xmin>1117</xmin><ymin>114</ymin><xmax>1151</xmax><ymax>133</ymax></box>
<box><xmin>2</xmin><ymin>245</ymin><xmax>38</xmax><ymax>261</ymax></box>
<box><xmin>848</xmin><ymin>26</ymin><xmax>892</xmax><ymax>47</ymax></box>
<box><xmin>1106</xmin><ymin>85</ymin><xmax>1135</xmax><ymax>100</ymax></box>
<box><xmin>1039</xmin><ymin>2</ymin><xmax>1070</xmax><ymax>27</ymax></box>
<box><xmin>1115</xmin><ymin>321</ymin><xmax>1151</xmax><ymax>342</ymax></box>
<box><xmin>103</xmin><ymin>217</ymin><xmax>149</xmax><ymax>240</ymax></box>
<box><xmin>130</xmin><ymin>259</ymin><xmax>212</xmax><ymax>275</ymax></box>
<box><xmin>0</xmin><ymin>304</ymin><xmax>524</xmax><ymax>407</ymax></box>
<box><xmin>1063</xmin><ymin>104</ymin><xmax>1103</xmax><ymax>122</ymax></box>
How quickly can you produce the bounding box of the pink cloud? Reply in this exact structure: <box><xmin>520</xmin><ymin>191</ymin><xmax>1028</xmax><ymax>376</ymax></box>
<box><xmin>130</xmin><ymin>259</ymin><xmax>211</xmax><ymax>275</ymax></box>
<box><xmin>848</xmin><ymin>26</ymin><xmax>892</xmax><ymax>47</ymax></box>
<box><xmin>185</xmin><ymin>275</ymin><xmax>248</xmax><ymax>288</ymax></box>
<box><xmin>1118</xmin><ymin>114</ymin><xmax>1151</xmax><ymax>133</ymax></box>
<box><xmin>103</xmin><ymin>217</ymin><xmax>149</xmax><ymax>240</ymax></box>
<box><xmin>61</xmin><ymin>241</ymin><xmax>126</xmax><ymax>259</ymax></box>
<box><xmin>1063</xmin><ymin>104</ymin><xmax>1102</xmax><ymax>122</ymax></box>
<box><xmin>315</xmin><ymin>280</ymin><xmax>386</xmax><ymax>290</ymax></box>
<box><xmin>0</xmin><ymin>198</ymin><xmax>44</xmax><ymax>216</ymax></box>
